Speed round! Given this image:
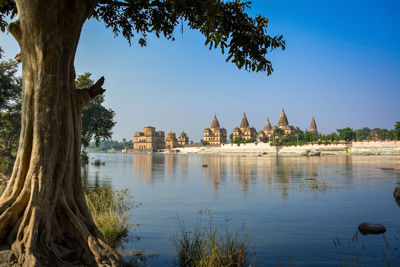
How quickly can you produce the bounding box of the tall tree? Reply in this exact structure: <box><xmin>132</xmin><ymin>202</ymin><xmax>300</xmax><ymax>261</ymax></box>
<box><xmin>337</xmin><ymin>127</ymin><xmax>355</xmax><ymax>141</ymax></box>
<box><xmin>0</xmin><ymin>1</ymin><xmax>285</xmax><ymax>266</ymax></box>
<box><xmin>394</xmin><ymin>122</ymin><xmax>400</xmax><ymax>140</ymax></box>
<box><xmin>0</xmin><ymin>51</ymin><xmax>21</xmax><ymax>155</ymax></box>
<box><xmin>76</xmin><ymin>73</ymin><xmax>116</xmax><ymax>149</ymax></box>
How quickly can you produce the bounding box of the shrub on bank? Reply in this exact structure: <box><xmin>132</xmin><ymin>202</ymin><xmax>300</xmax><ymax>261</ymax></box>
<box><xmin>173</xmin><ymin>217</ymin><xmax>253</xmax><ymax>267</ymax></box>
<box><xmin>92</xmin><ymin>159</ymin><xmax>105</xmax><ymax>166</ymax></box>
<box><xmin>85</xmin><ymin>185</ymin><xmax>133</xmax><ymax>248</ymax></box>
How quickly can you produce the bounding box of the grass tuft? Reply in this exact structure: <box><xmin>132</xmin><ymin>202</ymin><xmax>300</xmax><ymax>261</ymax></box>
<box><xmin>92</xmin><ymin>159</ymin><xmax>105</xmax><ymax>166</ymax></box>
<box><xmin>0</xmin><ymin>184</ymin><xmax>5</xmax><ymax>196</ymax></box>
<box><xmin>85</xmin><ymin>185</ymin><xmax>132</xmax><ymax>248</ymax></box>
<box><xmin>173</xmin><ymin>213</ymin><xmax>254</xmax><ymax>267</ymax></box>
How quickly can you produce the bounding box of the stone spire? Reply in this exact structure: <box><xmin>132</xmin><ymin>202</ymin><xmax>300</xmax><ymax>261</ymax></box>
<box><xmin>240</xmin><ymin>113</ymin><xmax>249</xmax><ymax>128</ymax></box>
<box><xmin>309</xmin><ymin>117</ymin><xmax>317</xmax><ymax>133</ymax></box>
<box><xmin>264</xmin><ymin>118</ymin><xmax>272</xmax><ymax>131</ymax></box>
<box><xmin>211</xmin><ymin>115</ymin><xmax>220</xmax><ymax>128</ymax></box>
<box><xmin>278</xmin><ymin>108</ymin><xmax>289</xmax><ymax>126</ymax></box>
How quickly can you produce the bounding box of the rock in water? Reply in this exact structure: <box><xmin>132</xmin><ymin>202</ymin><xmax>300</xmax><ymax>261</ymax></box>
<box><xmin>358</xmin><ymin>222</ymin><xmax>386</xmax><ymax>235</ymax></box>
<box><xmin>394</xmin><ymin>186</ymin><xmax>400</xmax><ymax>207</ymax></box>
<box><xmin>202</xmin><ymin>164</ymin><xmax>208</xmax><ymax>168</ymax></box>
<box><xmin>308</xmin><ymin>150</ymin><xmax>321</xmax><ymax>156</ymax></box>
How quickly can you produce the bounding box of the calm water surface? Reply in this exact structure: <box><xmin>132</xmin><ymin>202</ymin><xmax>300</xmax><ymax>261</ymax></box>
<box><xmin>83</xmin><ymin>153</ymin><xmax>400</xmax><ymax>266</ymax></box>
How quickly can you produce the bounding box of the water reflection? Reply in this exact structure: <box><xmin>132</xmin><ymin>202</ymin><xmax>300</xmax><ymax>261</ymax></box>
<box><xmin>133</xmin><ymin>154</ymin><xmax>165</xmax><ymax>184</ymax></box>
<box><xmin>122</xmin><ymin>154</ymin><xmax>400</xmax><ymax>198</ymax></box>
<box><xmin>81</xmin><ymin>164</ymin><xmax>112</xmax><ymax>188</ymax></box>
<box><xmin>82</xmin><ymin>153</ymin><xmax>400</xmax><ymax>266</ymax></box>
<box><xmin>203</xmin><ymin>155</ymin><xmax>227</xmax><ymax>191</ymax></box>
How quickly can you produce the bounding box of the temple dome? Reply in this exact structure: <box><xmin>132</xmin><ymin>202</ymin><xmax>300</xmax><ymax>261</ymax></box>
<box><xmin>278</xmin><ymin>108</ymin><xmax>289</xmax><ymax>126</ymax></box>
<box><xmin>211</xmin><ymin>115</ymin><xmax>220</xmax><ymax>128</ymax></box>
<box><xmin>310</xmin><ymin>117</ymin><xmax>317</xmax><ymax>132</ymax></box>
<box><xmin>264</xmin><ymin>118</ymin><xmax>272</xmax><ymax>131</ymax></box>
<box><xmin>240</xmin><ymin>113</ymin><xmax>249</xmax><ymax>128</ymax></box>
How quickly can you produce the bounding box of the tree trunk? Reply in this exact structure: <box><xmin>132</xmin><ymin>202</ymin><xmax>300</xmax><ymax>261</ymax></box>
<box><xmin>0</xmin><ymin>1</ymin><xmax>124</xmax><ymax>266</ymax></box>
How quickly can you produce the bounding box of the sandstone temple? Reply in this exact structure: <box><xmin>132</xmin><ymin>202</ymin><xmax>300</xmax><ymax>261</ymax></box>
<box><xmin>134</xmin><ymin>109</ymin><xmax>317</xmax><ymax>151</ymax></box>
<box><xmin>309</xmin><ymin>117</ymin><xmax>317</xmax><ymax>133</ymax></box>
<box><xmin>134</xmin><ymin>126</ymin><xmax>165</xmax><ymax>151</ymax></box>
<box><xmin>233</xmin><ymin>113</ymin><xmax>257</xmax><ymax>140</ymax></box>
<box><xmin>203</xmin><ymin>115</ymin><xmax>227</xmax><ymax>145</ymax></box>
<box><xmin>134</xmin><ymin>127</ymin><xmax>191</xmax><ymax>151</ymax></box>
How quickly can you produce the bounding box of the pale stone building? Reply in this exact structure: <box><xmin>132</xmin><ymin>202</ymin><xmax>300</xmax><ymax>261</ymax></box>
<box><xmin>203</xmin><ymin>115</ymin><xmax>227</xmax><ymax>145</ymax></box>
<box><xmin>134</xmin><ymin>126</ymin><xmax>165</xmax><ymax>151</ymax></box>
<box><xmin>166</xmin><ymin>131</ymin><xmax>178</xmax><ymax>149</ymax></box>
<box><xmin>309</xmin><ymin>117</ymin><xmax>317</xmax><ymax>133</ymax></box>
<box><xmin>178</xmin><ymin>131</ymin><xmax>189</xmax><ymax>146</ymax></box>
<box><xmin>276</xmin><ymin>108</ymin><xmax>294</xmax><ymax>135</ymax></box>
<box><xmin>258</xmin><ymin>118</ymin><xmax>273</xmax><ymax>140</ymax></box>
<box><xmin>260</xmin><ymin>109</ymin><xmax>294</xmax><ymax>138</ymax></box>
<box><xmin>233</xmin><ymin>113</ymin><xmax>257</xmax><ymax>141</ymax></box>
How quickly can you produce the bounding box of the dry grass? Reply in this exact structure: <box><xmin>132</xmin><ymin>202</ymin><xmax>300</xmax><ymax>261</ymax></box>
<box><xmin>173</xmin><ymin>214</ymin><xmax>254</xmax><ymax>267</ymax></box>
<box><xmin>0</xmin><ymin>184</ymin><xmax>5</xmax><ymax>196</ymax></box>
<box><xmin>85</xmin><ymin>185</ymin><xmax>132</xmax><ymax>248</ymax></box>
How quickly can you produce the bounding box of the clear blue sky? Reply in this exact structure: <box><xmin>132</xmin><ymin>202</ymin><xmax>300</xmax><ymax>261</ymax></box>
<box><xmin>1</xmin><ymin>0</ymin><xmax>399</xmax><ymax>142</ymax></box>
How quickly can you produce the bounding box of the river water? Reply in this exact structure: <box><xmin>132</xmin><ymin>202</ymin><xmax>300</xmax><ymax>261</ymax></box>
<box><xmin>83</xmin><ymin>153</ymin><xmax>400</xmax><ymax>266</ymax></box>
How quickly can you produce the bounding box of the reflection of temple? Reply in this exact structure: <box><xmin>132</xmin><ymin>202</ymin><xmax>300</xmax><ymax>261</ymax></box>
<box><xmin>230</xmin><ymin>157</ymin><xmax>257</xmax><ymax>195</ymax></box>
<box><xmin>203</xmin><ymin>155</ymin><xmax>227</xmax><ymax>191</ymax></box>
<box><xmin>134</xmin><ymin>126</ymin><xmax>165</xmax><ymax>151</ymax></box>
<box><xmin>233</xmin><ymin>113</ymin><xmax>257</xmax><ymax>141</ymax></box>
<box><xmin>203</xmin><ymin>115</ymin><xmax>227</xmax><ymax>145</ymax></box>
<box><xmin>133</xmin><ymin>154</ymin><xmax>165</xmax><ymax>184</ymax></box>
<box><xmin>165</xmin><ymin>155</ymin><xmax>177</xmax><ymax>180</ymax></box>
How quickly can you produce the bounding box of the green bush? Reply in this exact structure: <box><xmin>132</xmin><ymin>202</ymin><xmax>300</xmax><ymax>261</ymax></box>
<box><xmin>92</xmin><ymin>159</ymin><xmax>105</xmax><ymax>166</ymax></box>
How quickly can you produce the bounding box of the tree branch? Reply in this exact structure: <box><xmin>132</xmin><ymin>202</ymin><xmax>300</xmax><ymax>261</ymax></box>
<box><xmin>98</xmin><ymin>0</ymin><xmax>130</xmax><ymax>7</ymax></box>
<box><xmin>97</xmin><ymin>0</ymin><xmax>158</xmax><ymax>7</ymax></box>
<box><xmin>87</xmin><ymin>76</ymin><xmax>106</xmax><ymax>99</ymax></box>
<box><xmin>76</xmin><ymin>76</ymin><xmax>106</xmax><ymax>108</ymax></box>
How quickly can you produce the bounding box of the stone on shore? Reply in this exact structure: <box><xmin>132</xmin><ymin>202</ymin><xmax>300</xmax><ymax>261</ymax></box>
<box><xmin>308</xmin><ymin>150</ymin><xmax>321</xmax><ymax>156</ymax></box>
<box><xmin>381</xmin><ymin>166</ymin><xmax>400</xmax><ymax>171</ymax></box>
<box><xmin>358</xmin><ymin>222</ymin><xmax>386</xmax><ymax>235</ymax></box>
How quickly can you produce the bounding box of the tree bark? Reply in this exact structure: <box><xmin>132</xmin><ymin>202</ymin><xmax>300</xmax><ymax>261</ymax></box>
<box><xmin>0</xmin><ymin>1</ymin><xmax>124</xmax><ymax>266</ymax></box>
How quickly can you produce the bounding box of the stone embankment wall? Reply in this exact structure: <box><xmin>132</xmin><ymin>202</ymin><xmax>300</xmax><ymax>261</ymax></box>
<box><xmin>216</xmin><ymin>143</ymin><xmax>349</xmax><ymax>155</ymax></box>
<box><xmin>151</xmin><ymin>140</ymin><xmax>400</xmax><ymax>155</ymax></box>
<box><xmin>351</xmin><ymin>140</ymin><xmax>400</xmax><ymax>149</ymax></box>
<box><xmin>219</xmin><ymin>143</ymin><xmax>275</xmax><ymax>153</ymax></box>
<box><xmin>350</xmin><ymin>140</ymin><xmax>400</xmax><ymax>153</ymax></box>
<box><xmin>278</xmin><ymin>143</ymin><xmax>348</xmax><ymax>154</ymax></box>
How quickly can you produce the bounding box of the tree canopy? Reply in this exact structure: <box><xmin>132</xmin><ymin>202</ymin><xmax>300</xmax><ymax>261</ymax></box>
<box><xmin>1</xmin><ymin>0</ymin><xmax>285</xmax><ymax>75</ymax></box>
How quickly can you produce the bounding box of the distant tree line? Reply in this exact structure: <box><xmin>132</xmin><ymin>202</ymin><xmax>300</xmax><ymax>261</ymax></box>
<box><xmin>267</xmin><ymin>122</ymin><xmax>400</xmax><ymax>147</ymax></box>
<box><xmin>86</xmin><ymin>139</ymin><xmax>133</xmax><ymax>152</ymax></box>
